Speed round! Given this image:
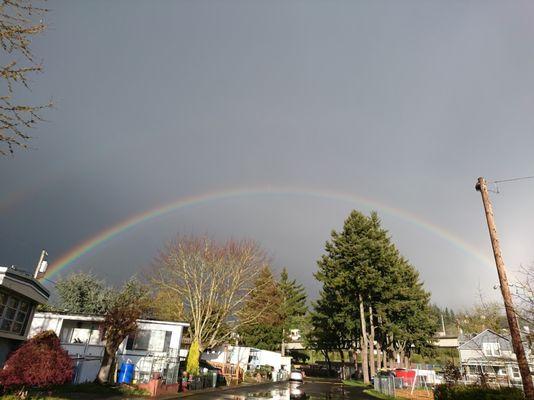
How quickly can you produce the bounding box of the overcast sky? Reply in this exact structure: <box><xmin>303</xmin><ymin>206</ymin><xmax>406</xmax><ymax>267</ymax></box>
<box><xmin>2</xmin><ymin>0</ymin><xmax>534</xmax><ymax>309</ymax></box>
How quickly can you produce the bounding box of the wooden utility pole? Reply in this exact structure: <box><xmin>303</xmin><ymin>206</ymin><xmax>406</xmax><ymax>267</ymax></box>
<box><xmin>476</xmin><ymin>177</ymin><xmax>534</xmax><ymax>399</ymax></box>
<box><xmin>33</xmin><ymin>249</ymin><xmax>48</xmax><ymax>279</ymax></box>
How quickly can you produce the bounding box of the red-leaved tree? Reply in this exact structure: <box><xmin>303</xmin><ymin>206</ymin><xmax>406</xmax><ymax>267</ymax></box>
<box><xmin>0</xmin><ymin>330</ymin><xmax>73</xmax><ymax>392</ymax></box>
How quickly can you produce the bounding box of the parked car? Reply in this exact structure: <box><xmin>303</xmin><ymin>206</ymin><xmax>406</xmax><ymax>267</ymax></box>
<box><xmin>289</xmin><ymin>382</ymin><xmax>307</xmax><ymax>399</ymax></box>
<box><xmin>290</xmin><ymin>369</ymin><xmax>304</xmax><ymax>382</ymax></box>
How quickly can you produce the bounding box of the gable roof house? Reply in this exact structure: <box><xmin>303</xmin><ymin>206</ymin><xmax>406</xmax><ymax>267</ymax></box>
<box><xmin>0</xmin><ymin>266</ymin><xmax>50</xmax><ymax>367</ymax></box>
<box><xmin>459</xmin><ymin>329</ymin><xmax>534</xmax><ymax>387</ymax></box>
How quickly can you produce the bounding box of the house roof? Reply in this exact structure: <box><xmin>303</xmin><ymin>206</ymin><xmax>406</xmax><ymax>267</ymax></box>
<box><xmin>0</xmin><ymin>266</ymin><xmax>50</xmax><ymax>303</ymax></box>
<box><xmin>458</xmin><ymin>329</ymin><xmax>511</xmax><ymax>350</ymax></box>
<box><xmin>34</xmin><ymin>311</ymin><xmax>189</xmax><ymax>327</ymax></box>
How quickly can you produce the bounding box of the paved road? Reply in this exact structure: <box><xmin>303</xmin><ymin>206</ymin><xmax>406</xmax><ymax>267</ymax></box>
<box><xmin>163</xmin><ymin>380</ymin><xmax>376</xmax><ymax>400</ymax></box>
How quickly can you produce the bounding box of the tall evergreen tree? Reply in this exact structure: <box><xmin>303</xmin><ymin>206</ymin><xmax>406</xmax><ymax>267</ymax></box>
<box><xmin>279</xmin><ymin>268</ymin><xmax>307</xmax><ymax>353</ymax></box>
<box><xmin>379</xmin><ymin>258</ymin><xmax>437</xmax><ymax>365</ymax></box>
<box><xmin>238</xmin><ymin>266</ymin><xmax>283</xmax><ymax>351</ymax></box>
<box><xmin>279</xmin><ymin>268</ymin><xmax>307</xmax><ymax>327</ymax></box>
<box><xmin>313</xmin><ymin>210</ymin><xmax>437</xmax><ymax>383</ymax></box>
<box><xmin>316</xmin><ymin>211</ymin><xmax>396</xmax><ymax>383</ymax></box>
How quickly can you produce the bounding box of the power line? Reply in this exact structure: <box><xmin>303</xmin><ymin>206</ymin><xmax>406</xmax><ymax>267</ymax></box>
<box><xmin>489</xmin><ymin>175</ymin><xmax>534</xmax><ymax>194</ymax></box>
<box><xmin>494</xmin><ymin>175</ymin><xmax>534</xmax><ymax>184</ymax></box>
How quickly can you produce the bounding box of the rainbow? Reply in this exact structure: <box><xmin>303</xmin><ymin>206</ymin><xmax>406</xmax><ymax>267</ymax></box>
<box><xmin>44</xmin><ymin>185</ymin><xmax>493</xmax><ymax>279</ymax></box>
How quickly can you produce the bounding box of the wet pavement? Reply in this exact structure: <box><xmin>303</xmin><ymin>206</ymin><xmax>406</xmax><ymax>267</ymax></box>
<box><xmin>163</xmin><ymin>380</ymin><xmax>376</xmax><ymax>400</ymax></box>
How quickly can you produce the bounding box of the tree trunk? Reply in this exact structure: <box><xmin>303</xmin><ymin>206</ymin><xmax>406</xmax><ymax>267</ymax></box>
<box><xmin>281</xmin><ymin>328</ymin><xmax>285</xmax><ymax>356</ymax></box>
<box><xmin>338</xmin><ymin>349</ymin><xmax>345</xmax><ymax>380</ymax></box>
<box><xmin>96</xmin><ymin>346</ymin><xmax>115</xmax><ymax>384</ymax></box>
<box><xmin>351</xmin><ymin>346</ymin><xmax>360</xmax><ymax>379</ymax></box>
<box><xmin>376</xmin><ymin>342</ymin><xmax>382</xmax><ymax>372</ymax></box>
<box><xmin>324</xmin><ymin>351</ymin><xmax>332</xmax><ymax>374</ymax></box>
<box><xmin>369</xmin><ymin>306</ymin><xmax>375</xmax><ymax>378</ymax></box>
<box><xmin>389</xmin><ymin>349</ymin><xmax>396</xmax><ymax>369</ymax></box>
<box><xmin>404</xmin><ymin>355</ymin><xmax>410</xmax><ymax>369</ymax></box>
<box><xmin>359</xmin><ymin>294</ymin><xmax>369</xmax><ymax>384</ymax></box>
<box><xmin>382</xmin><ymin>350</ymin><xmax>387</xmax><ymax>369</ymax></box>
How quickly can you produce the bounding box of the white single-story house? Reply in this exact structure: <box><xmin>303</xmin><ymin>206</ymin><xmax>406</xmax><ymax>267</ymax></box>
<box><xmin>30</xmin><ymin>312</ymin><xmax>189</xmax><ymax>384</ymax></box>
<box><xmin>0</xmin><ymin>266</ymin><xmax>50</xmax><ymax>366</ymax></box>
<box><xmin>459</xmin><ymin>329</ymin><xmax>533</xmax><ymax>386</ymax></box>
<box><xmin>201</xmin><ymin>345</ymin><xmax>291</xmax><ymax>380</ymax></box>
<box><xmin>433</xmin><ymin>335</ymin><xmax>459</xmax><ymax>349</ymax></box>
<box><xmin>285</xmin><ymin>328</ymin><xmax>305</xmax><ymax>351</ymax></box>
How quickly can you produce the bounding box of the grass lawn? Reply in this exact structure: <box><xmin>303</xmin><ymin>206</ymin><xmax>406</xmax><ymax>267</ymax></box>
<box><xmin>342</xmin><ymin>379</ymin><xmax>371</xmax><ymax>387</ymax></box>
<box><xmin>0</xmin><ymin>383</ymin><xmax>149</xmax><ymax>399</ymax></box>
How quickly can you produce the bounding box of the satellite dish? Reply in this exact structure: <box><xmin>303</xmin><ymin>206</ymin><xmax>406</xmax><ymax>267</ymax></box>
<box><xmin>38</xmin><ymin>260</ymin><xmax>48</xmax><ymax>273</ymax></box>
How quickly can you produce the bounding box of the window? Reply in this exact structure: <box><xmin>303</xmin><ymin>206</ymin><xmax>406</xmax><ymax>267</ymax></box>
<box><xmin>127</xmin><ymin>330</ymin><xmax>151</xmax><ymax>350</ymax></box>
<box><xmin>69</xmin><ymin>328</ymin><xmax>101</xmax><ymax>344</ymax></box>
<box><xmin>482</xmin><ymin>342</ymin><xmax>501</xmax><ymax>357</ymax></box>
<box><xmin>0</xmin><ymin>291</ymin><xmax>31</xmax><ymax>335</ymax></box>
<box><xmin>164</xmin><ymin>331</ymin><xmax>172</xmax><ymax>351</ymax></box>
<box><xmin>126</xmin><ymin>330</ymin><xmax>172</xmax><ymax>352</ymax></box>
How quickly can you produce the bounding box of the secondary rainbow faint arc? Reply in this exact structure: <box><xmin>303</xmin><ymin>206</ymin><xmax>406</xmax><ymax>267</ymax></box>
<box><xmin>44</xmin><ymin>186</ymin><xmax>493</xmax><ymax>279</ymax></box>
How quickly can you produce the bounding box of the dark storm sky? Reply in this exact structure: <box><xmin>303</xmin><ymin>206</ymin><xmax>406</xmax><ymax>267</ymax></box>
<box><xmin>2</xmin><ymin>0</ymin><xmax>534</xmax><ymax>308</ymax></box>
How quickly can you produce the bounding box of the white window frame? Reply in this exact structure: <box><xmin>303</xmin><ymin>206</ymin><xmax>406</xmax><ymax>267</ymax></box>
<box><xmin>482</xmin><ymin>342</ymin><xmax>501</xmax><ymax>357</ymax></box>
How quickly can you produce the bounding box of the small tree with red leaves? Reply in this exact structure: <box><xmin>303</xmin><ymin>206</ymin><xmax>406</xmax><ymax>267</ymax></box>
<box><xmin>0</xmin><ymin>330</ymin><xmax>73</xmax><ymax>395</ymax></box>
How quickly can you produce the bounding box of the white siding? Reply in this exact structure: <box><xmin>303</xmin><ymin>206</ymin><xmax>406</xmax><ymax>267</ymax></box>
<box><xmin>29</xmin><ymin>313</ymin><xmax>188</xmax><ymax>384</ymax></box>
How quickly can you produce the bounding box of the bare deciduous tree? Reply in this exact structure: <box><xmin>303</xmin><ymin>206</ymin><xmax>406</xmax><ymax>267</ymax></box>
<box><xmin>513</xmin><ymin>264</ymin><xmax>534</xmax><ymax>326</ymax></box>
<box><xmin>149</xmin><ymin>236</ymin><xmax>270</xmax><ymax>352</ymax></box>
<box><xmin>457</xmin><ymin>302</ymin><xmax>504</xmax><ymax>335</ymax></box>
<box><xmin>1</xmin><ymin>0</ymin><xmax>51</xmax><ymax>155</ymax></box>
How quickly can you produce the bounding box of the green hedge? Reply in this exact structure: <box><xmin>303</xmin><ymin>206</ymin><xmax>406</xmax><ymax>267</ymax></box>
<box><xmin>434</xmin><ymin>384</ymin><xmax>524</xmax><ymax>400</ymax></box>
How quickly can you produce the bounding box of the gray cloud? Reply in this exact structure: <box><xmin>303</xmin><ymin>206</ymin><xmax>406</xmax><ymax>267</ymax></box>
<box><xmin>2</xmin><ymin>0</ymin><xmax>534</xmax><ymax>308</ymax></box>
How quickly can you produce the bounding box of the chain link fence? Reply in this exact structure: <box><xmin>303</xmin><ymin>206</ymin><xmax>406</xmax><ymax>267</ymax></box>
<box><xmin>373</xmin><ymin>376</ymin><xmax>405</xmax><ymax>397</ymax></box>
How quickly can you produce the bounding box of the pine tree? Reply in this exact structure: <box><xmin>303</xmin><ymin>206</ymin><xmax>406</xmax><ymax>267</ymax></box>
<box><xmin>279</xmin><ymin>268</ymin><xmax>307</xmax><ymax>353</ymax></box>
<box><xmin>309</xmin><ymin>287</ymin><xmax>357</xmax><ymax>374</ymax></box>
<box><xmin>238</xmin><ymin>266</ymin><xmax>283</xmax><ymax>350</ymax></box>
<box><xmin>313</xmin><ymin>210</ymin><xmax>437</xmax><ymax>382</ymax></box>
<box><xmin>279</xmin><ymin>268</ymin><xmax>307</xmax><ymax>328</ymax></box>
<box><xmin>316</xmin><ymin>211</ymin><xmax>396</xmax><ymax>383</ymax></box>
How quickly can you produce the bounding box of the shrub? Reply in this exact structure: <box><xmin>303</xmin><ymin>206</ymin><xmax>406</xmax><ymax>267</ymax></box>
<box><xmin>434</xmin><ymin>384</ymin><xmax>524</xmax><ymax>400</ymax></box>
<box><xmin>185</xmin><ymin>339</ymin><xmax>200</xmax><ymax>375</ymax></box>
<box><xmin>442</xmin><ymin>361</ymin><xmax>461</xmax><ymax>385</ymax></box>
<box><xmin>0</xmin><ymin>331</ymin><xmax>74</xmax><ymax>392</ymax></box>
<box><xmin>254</xmin><ymin>365</ymin><xmax>273</xmax><ymax>380</ymax></box>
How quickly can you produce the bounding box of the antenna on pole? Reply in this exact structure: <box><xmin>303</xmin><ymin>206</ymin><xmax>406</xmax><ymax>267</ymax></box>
<box><xmin>34</xmin><ymin>250</ymin><xmax>48</xmax><ymax>279</ymax></box>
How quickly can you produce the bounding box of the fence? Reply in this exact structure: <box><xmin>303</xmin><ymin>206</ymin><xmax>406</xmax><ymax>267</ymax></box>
<box><xmin>72</xmin><ymin>355</ymin><xmax>103</xmax><ymax>384</ymax></box>
<box><xmin>374</xmin><ymin>376</ymin><xmax>398</xmax><ymax>397</ymax></box>
<box><xmin>65</xmin><ymin>343</ymin><xmax>105</xmax><ymax>384</ymax></box>
<box><xmin>119</xmin><ymin>348</ymin><xmax>183</xmax><ymax>384</ymax></box>
<box><xmin>374</xmin><ymin>374</ymin><xmax>436</xmax><ymax>399</ymax></box>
